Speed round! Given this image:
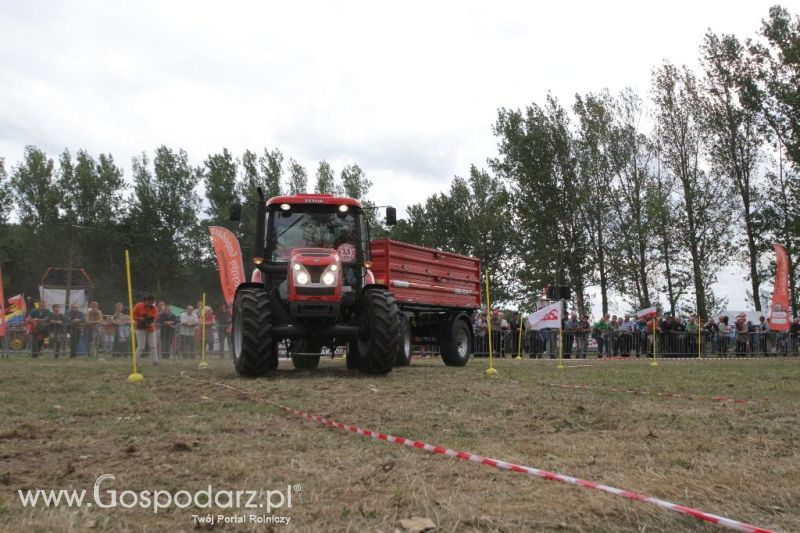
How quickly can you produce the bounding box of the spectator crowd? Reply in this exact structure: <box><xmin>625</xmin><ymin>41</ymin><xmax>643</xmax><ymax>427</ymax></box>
<box><xmin>473</xmin><ymin>308</ymin><xmax>800</xmax><ymax>358</ymax></box>
<box><xmin>11</xmin><ymin>298</ymin><xmax>232</xmax><ymax>360</ymax></box>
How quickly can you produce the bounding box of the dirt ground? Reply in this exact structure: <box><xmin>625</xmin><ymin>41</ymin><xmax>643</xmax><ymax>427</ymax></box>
<box><xmin>1</xmin><ymin>354</ymin><xmax>798</xmax><ymax>532</ymax></box>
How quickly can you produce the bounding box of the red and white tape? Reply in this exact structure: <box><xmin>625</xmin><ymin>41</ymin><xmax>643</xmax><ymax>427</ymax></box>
<box><xmin>183</xmin><ymin>374</ymin><xmax>774</xmax><ymax>532</ymax></box>
<box><xmin>519</xmin><ymin>356</ymin><xmax>798</xmax><ymax>362</ymax></box>
<box><xmin>541</xmin><ymin>382</ymin><xmax>750</xmax><ymax>404</ymax></box>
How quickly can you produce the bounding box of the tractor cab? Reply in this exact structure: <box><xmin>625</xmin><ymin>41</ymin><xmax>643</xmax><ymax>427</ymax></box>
<box><xmin>264</xmin><ymin>195</ymin><xmax>370</xmax><ymax>313</ymax></box>
<box><xmin>230</xmin><ymin>192</ymin><xmax>400</xmax><ymax>376</ymax></box>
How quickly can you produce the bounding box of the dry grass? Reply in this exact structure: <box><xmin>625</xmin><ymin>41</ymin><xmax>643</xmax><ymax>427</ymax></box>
<box><xmin>1</xmin><ymin>355</ymin><xmax>799</xmax><ymax>532</ymax></box>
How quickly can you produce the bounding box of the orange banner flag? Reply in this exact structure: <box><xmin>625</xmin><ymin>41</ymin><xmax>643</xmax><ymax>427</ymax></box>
<box><xmin>769</xmin><ymin>243</ymin><xmax>790</xmax><ymax>332</ymax></box>
<box><xmin>0</xmin><ymin>267</ymin><xmax>6</xmax><ymax>337</ymax></box>
<box><xmin>209</xmin><ymin>226</ymin><xmax>246</xmax><ymax>307</ymax></box>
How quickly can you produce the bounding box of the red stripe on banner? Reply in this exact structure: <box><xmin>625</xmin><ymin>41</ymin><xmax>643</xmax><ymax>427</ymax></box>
<box><xmin>183</xmin><ymin>374</ymin><xmax>775</xmax><ymax>533</ymax></box>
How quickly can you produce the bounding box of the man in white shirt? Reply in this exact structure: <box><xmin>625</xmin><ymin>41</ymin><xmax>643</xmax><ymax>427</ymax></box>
<box><xmin>179</xmin><ymin>306</ymin><xmax>199</xmax><ymax>357</ymax></box>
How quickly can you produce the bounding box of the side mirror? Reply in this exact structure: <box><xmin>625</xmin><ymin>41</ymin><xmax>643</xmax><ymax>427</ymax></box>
<box><xmin>385</xmin><ymin>206</ymin><xmax>397</xmax><ymax>226</ymax></box>
<box><xmin>230</xmin><ymin>202</ymin><xmax>242</xmax><ymax>222</ymax></box>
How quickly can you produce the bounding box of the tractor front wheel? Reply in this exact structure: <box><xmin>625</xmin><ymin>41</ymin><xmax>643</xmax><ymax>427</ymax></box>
<box><xmin>232</xmin><ymin>287</ymin><xmax>278</xmax><ymax>376</ymax></box>
<box><xmin>355</xmin><ymin>289</ymin><xmax>400</xmax><ymax>375</ymax></box>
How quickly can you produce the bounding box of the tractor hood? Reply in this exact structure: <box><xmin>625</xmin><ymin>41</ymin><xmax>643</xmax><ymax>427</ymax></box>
<box><xmin>287</xmin><ymin>248</ymin><xmax>343</xmax><ymax>303</ymax></box>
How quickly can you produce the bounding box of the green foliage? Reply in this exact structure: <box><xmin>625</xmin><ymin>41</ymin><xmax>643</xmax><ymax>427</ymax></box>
<box><xmin>1</xmin><ymin>3</ymin><xmax>798</xmax><ymax>319</ymax></box>
<box><xmin>340</xmin><ymin>164</ymin><xmax>371</xmax><ymax>199</ymax></box>
<box><xmin>314</xmin><ymin>160</ymin><xmax>338</xmax><ymax>194</ymax></box>
<box><xmin>203</xmin><ymin>148</ymin><xmax>239</xmax><ymax>229</ymax></box>
<box><xmin>492</xmin><ymin>97</ymin><xmax>591</xmax><ymax>312</ymax></box>
<box><xmin>127</xmin><ymin>147</ymin><xmax>202</xmax><ymax>302</ymax></box>
<box><xmin>652</xmin><ymin>63</ymin><xmax>734</xmax><ymax>319</ymax></box>
<box><xmin>10</xmin><ymin>145</ymin><xmax>60</xmax><ymax>227</ymax></box>
<box><xmin>287</xmin><ymin>159</ymin><xmax>308</xmax><ymax>195</ymax></box>
<box><xmin>700</xmin><ymin>31</ymin><xmax>765</xmax><ymax>310</ymax></box>
<box><xmin>0</xmin><ymin>157</ymin><xmax>10</xmax><ymax>224</ymax></box>
<box><xmin>747</xmin><ymin>6</ymin><xmax>800</xmax><ymax>169</ymax></box>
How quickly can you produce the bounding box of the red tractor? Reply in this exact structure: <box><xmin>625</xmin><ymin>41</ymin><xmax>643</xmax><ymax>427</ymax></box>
<box><xmin>230</xmin><ymin>190</ymin><xmax>480</xmax><ymax>375</ymax></box>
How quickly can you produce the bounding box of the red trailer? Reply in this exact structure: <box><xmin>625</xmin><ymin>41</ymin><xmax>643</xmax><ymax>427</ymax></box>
<box><xmin>370</xmin><ymin>239</ymin><xmax>481</xmax><ymax>366</ymax></box>
<box><xmin>229</xmin><ymin>192</ymin><xmax>481</xmax><ymax>376</ymax></box>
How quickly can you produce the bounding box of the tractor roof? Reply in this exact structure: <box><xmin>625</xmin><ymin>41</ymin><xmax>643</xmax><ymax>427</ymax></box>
<box><xmin>266</xmin><ymin>194</ymin><xmax>363</xmax><ymax>209</ymax></box>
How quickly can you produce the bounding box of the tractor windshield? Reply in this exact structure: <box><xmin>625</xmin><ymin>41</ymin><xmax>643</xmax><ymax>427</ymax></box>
<box><xmin>268</xmin><ymin>207</ymin><xmax>359</xmax><ymax>263</ymax></box>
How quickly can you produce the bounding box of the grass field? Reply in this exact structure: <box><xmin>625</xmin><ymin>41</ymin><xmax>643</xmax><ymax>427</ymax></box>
<box><xmin>1</xmin><ymin>354</ymin><xmax>799</xmax><ymax>532</ymax></box>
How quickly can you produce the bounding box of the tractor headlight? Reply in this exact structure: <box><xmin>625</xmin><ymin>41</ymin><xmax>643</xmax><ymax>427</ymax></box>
<box><xmin>321</xmin><ymin>264</ymin><xmax>339</xmax><ymax>286</ymax></box>
<box><xmin>293</xmin><ymin>265</ymin><xmax>311</xmax><ymax>285</ymax></box>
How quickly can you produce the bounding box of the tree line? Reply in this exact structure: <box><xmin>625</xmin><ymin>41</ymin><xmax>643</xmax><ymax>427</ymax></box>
<box><xmin>0</xmin><ymin>145</ymin><xmax>379</xmax><ymax>309</ymax></box>
<box><xmin>0</xmin><ymin>5</ymin><xmax>797</xmax><ymax>320</ymax></box>
<box><xmin>391</xmin><ymin>5</ymin><xmax>800</xmax><ymax>319</ymax></box>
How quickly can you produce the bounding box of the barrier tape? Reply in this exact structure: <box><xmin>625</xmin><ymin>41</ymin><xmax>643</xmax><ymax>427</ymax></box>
<box><xmin>181</xmin><ymin>373</ymin><xmax>773</xmax><ymax>532</ymax></box>
<box><xmin>541</xmin><ymin>382</ymin><xmax>750</xmax><ymax>404</ymax></box>
<box><xmin>517</xmin><ymin>356</ymin><xmax>798</xmax><ymax>363</ymax></box>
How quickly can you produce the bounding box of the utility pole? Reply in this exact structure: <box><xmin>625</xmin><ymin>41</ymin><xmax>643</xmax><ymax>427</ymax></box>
<box><xmin>64</xmin><ymin>224</ymin><xmax>74</xmax><ymax>312</ymax></box>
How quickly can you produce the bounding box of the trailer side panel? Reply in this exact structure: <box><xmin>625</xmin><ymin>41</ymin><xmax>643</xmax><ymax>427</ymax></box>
<box><xmin>370</xmin><ymin>239</ymin><xmax>480</xmax><ymax>309</ymax></box>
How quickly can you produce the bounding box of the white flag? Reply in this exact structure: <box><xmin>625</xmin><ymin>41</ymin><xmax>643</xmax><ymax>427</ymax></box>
<box><xmin>525</xmin><ymin>301</ymin><xmax>562</xmax><ymax>330</ymax></box>
<box><xmin>636</xmin><ymin>306</ymin><xmax>657</xmax><ymax>318</ymax></box>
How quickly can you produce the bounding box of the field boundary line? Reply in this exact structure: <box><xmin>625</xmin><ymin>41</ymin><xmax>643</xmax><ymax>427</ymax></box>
<box><xmin>540</xmin><ymin>382</ymin><xmax>751</xmax><ymax>404</ymax></box>
<box><xmin>181</xmin><ymin>373</ymin><xmax>774</xmax><ymax>533</ymax></box>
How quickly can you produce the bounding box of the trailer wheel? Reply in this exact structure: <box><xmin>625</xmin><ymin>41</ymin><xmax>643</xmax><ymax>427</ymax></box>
<box><xmin>441</xmin><ymin>318</ymin><xmax>472</xmax><ymax>366</ymax></box>
<box><xmin>291</xmin><ymin>340</ymin><xmax>321</xmax><ymax>370</ymax></box>
<box><xmin>356</xmin><ymin>289</ymin><xmax>400</xmax><ymax>375</ymax></box>
<box><xmin>395</xmin><ymin>314</ymin><xmax>412</xmax><ymax>366</ymax></box>
<box><xmin>232</xmin><ymin>287</ymin><xmax>278</xmax><ymax>376</ymax></box>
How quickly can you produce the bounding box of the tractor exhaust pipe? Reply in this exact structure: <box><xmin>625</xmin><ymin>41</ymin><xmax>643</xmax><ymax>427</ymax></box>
<box><xmin>254</xmin><ymin>187</ymin><xmax>266</xmax><ymax>262</ymax></box>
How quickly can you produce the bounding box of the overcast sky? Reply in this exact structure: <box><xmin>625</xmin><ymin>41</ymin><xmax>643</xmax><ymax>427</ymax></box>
<box><xmin>0</xmin><ymin>0</ymin><xmax>784</xmax><ymax>313</ymax></box>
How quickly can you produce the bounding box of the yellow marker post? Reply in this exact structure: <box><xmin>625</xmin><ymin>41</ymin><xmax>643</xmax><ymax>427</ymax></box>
<box><xmin>125</xmin><ymin>250</ymin><xmax>143</xmax><ymax>382</ymax></box>
<box><xmin>651</xmin><ymin>318</ymin><xmax>659</xmax><ymax>367</ymax></box>
<box><xmin>515</xmin><ymin>310</ymin><xmax>524</xmax><ymax>360</ymax></box>
<box><xmin>485</xmin><ymin>271</ymin><xmax>498</xmax><ymax>376</ymax></box>
<box><xmin>557</xmin><ymin>301</ymin><xmax>564</xmax><ymax>369</ymax></box>
<box><xmin>199</xmin><ymin>293</ymin><xmax>209</xmax><ymax>369</ymax></box>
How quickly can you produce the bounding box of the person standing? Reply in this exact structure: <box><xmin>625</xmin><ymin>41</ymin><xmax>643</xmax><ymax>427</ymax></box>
<box><xmin>157</xmin><ymin>302</ymin><xmax>177</xmax><ymax>359</ymax></box>
<box><xmin>25</xmin><ymin>301</ymin><xmax>51</xmax><ymax>357</ymax></box>
<box><xmin>564</xmin><ymin>313</ymin><xmax>579</xmax><ymax>359</ymax></box>
<box><xmin>216</xmin><ymin>303</ymin><xmax>231</xmax><ymax>357</ymax></box>
<box><xmin>133</xmin><ymin>294</ymin><xmax>159</xmax><ymax>365</ymax></box>
<box><xmin>790</xmin><ymin>317</ymin><xmax>800</xmax><ymax>356</ymax></box>
<box><xmin>735</xmin><ymin>315</ymin><xmax>748</xmax><ymax>356</ymax></box>
<box><xmin>619</xmin><ymin>315</ymin><xmax>633</xmax><ymax>356</ymax></box>
<box><xmin>609</xmin><ymin>315</ymin><xmax>620</xmax><ymax>356</ymax></box>
<box><xmin>66</xmin><ymin>303</ymin><xmax>85</xmax><ymax>357</ymax></box>
<box><xmin>576</xmin><ymin>314</ymin><xmax>590</xmax><ymax>359</ymax></box>
<box><xmin>716</xmin><ymin>316</ymin><xmax>728</xmax><ymax>355</ymax></box>
<box><xmin>48</xmin><ymin>304</ymin><xmax>66</xmax><ymax>358</ymax></box>
<box><xmin>179</xmin><ymin>305</ymin><xmax>199</xmax><ymax>357</ymax></box>
<box><xmin>592</xmin><ymin>314</ymin><xmax>610</xmax><ymax>357</ymax></box>
<box><xmin>202</xmin><ymin>305</ymin><xmax>216</xmax><ymax>354</ymax></box>
<box><xmin>757</xmin><ymin>315</ymin><xmax>769</xmax><ymax>356</ymax></box>
<box><xmin>112</xmin><ymin>302</ymin><xmax>129</xmax><ymax>356</ymax></box>
<box><xmin>85</xmin><ymin>301</ymin><xmax>102</xmax><ymax>357</ymax></box>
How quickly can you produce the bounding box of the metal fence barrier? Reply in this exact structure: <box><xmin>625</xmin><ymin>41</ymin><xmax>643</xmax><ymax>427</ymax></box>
<box><xmin>3</xmin><ymin>323</ymin><xmax>800</xmax><ymax>360</ymax></box>
<box><xmin>0</xmin><ymin>322</ymin><xmax>233</xmax><ymax>359</ymax></box>
<box><xmin>470</xmin><ymin>328</ymin><xmax>800</xmax><ymax>359</ymax></box>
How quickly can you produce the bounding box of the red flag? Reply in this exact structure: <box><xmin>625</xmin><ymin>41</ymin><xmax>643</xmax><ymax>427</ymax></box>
<box><xmin>769</xmin><ymin>244</ymin><xmax>790</xmax><ymax>331</ymax></box>
<box><xmin>0</xmin><ymin>267</ymin><xmax>6</xmax><ymax>336</ymax></box>
<box><xmin>209</xmin><ymin>226</ymin><xmax>246</xmax><ymax>307</ymax></box>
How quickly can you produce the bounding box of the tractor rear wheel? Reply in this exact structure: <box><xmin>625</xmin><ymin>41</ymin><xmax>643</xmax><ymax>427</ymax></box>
<box><xmin>355</xmin><ymin>289</ymin><xmax>400</xmax><ymax>375</ymax></box>
<box><xmin>346</xmin><ymin>341</ymin><xmax>359</xmax><ymax>370</ymax></box>
<box><xmin>232</xmin><ymin>287</ymin><xmax>278</xmax><ymax>376</ymax></box>
<box><xmin>440</xmin><ymin>318</ymin><xmax>472</xmax><ymax>367</ymax></box>
<box><xmin>395</xmin><ymin>314</ymin><xmax>412</xmax><ymax>366</ymax></box>
<box><xmin>291</xmin><ymin>340</ymin><xmax>321</xmax><ymax>370</ymax></box>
